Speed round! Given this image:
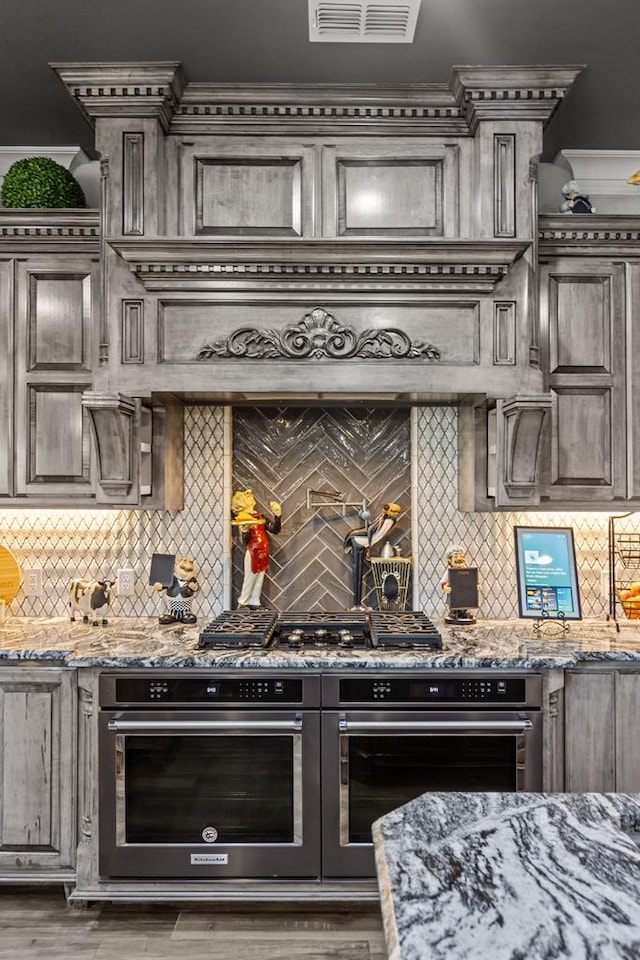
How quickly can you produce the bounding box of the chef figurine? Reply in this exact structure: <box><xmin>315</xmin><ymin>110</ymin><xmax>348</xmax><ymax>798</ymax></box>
<box><xmin>231</xmin><ymin>488</ymin><xmax>282</xmax><ymax>609</ymax></box>
<box><xmin>559</xmin><ymin>179</ymin><xmax>596</xmax><ymax>214</ymax></box>
<box><xmin>153</xmin><ymin>555</ymin><xmax>200</xmax><ymax>625</ymax></box>
<box><xmin>441</xmin><ymin>545</ymin><xmax>479</xmax><ymax>625</ymax></box>
<box><xmin>344</xmin><ymin>501</ymin><xmax>402</xmax><ymax>609</ymax></box>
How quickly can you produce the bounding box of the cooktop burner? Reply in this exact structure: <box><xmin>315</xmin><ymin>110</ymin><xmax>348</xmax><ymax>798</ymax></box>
<box><xmin>277</xmin><ymin>612</ymin><xmax>370</xmax><ymax>650</ymax></box>
<box><xmin>198</xmin><ymin>610</ymin><xmax>442</xmax><ymax>650</ymax></box>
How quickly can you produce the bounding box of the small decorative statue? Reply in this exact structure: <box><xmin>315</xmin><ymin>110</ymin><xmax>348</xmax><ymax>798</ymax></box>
<box><xmin>441</xmin><ymin>546</ymin><xmax>479</xmax><ymax>625</ymax></box>
<box><xmin>231</xmin><ymin>488</ymin><xmax>282</xmax><ymax>609</ymax></box>
<box><xmin>559</xmin><ymin>179</ymin><xmax>596</xmax><ymax>214</ymax></box>
<box><xmin>69</xmin><ymin>577</ymin><xmax>115</xmax><ymax>626</ymax></box>
<box><xmin>344</xmin><ymin>502</ymin><xmax>402</xmax><ymax>609</ymax></box>
<box><xmin>153</xmin><ymin>555</ymin><xmax>200</xmax><ymax>625</ymax></box>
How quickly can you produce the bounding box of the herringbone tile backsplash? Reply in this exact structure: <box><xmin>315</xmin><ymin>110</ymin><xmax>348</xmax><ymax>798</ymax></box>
<box><xmin>0</xmin><ymin>405</ymin><xmax>635</xmax><ymax>621</ymax></box>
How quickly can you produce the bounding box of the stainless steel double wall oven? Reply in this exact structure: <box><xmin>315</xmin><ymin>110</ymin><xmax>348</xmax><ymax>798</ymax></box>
<box><xmin>98</xmin><ymin>670</ymin><xmax>542</xmax><ymax>881</ymax></box>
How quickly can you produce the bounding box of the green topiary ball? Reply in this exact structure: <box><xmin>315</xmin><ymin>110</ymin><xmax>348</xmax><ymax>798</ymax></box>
<box><xmin>1</xmin><ymin>157</ymin><xmax>86</xmax><ymax>209</ymax></box>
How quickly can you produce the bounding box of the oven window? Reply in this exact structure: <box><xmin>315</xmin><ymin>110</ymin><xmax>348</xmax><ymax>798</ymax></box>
<box><xmin>347</xmin><ymin>735</ymin><xmax>516</xmax><ymax>843</ymax></box>
<box><xmin>123</xmin><ymin>735</ymin><xmax>294</xmax><ymax>843</ymax></box>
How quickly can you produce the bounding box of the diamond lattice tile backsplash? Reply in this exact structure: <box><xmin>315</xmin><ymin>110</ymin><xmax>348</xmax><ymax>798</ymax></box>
<box><xmin>0</xmin><ymin>407</ymin><xmax>226</xmax><ymax>620</ymax></box>
<box><xmin>0</xmin><ymin>405</ymin><xmax>633</xmax><ymax>621</ymax></box>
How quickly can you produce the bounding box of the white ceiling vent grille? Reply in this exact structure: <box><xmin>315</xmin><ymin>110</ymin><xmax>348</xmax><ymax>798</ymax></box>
<box><xmin>309</xmin><ymin>0</ymin><xmax>422</xmax><ymax>43</ymax></box>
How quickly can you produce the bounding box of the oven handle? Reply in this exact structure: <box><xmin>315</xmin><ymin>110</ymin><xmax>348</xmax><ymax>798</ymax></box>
<box><xmin>338</xmin><ymin>717</ymin><xmax>533</xmax><ymax>733</ymax></box>
<box><xmin>107</xmin><ymin>716</ymin><xmax>303</xmax><ymax>733</ymax></box>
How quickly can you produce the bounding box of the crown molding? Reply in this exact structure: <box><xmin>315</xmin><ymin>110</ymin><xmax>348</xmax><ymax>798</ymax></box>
<box><xmin>450</xmin><ymin>65</ymin><xmax>584</xmax><ymax>132</ymax></box>
<box><xmin>539</xmin><ymin>214</ymin><xmax>640</xmax><ymax>257</ymax></box>
<box><xmin>48</xmin><ymin>62</ymin><xmax>582</xmax><ymax>139</ymax></box>
<box><xmin>174</xmin><ymin>81</ymin><xmax>466</xmax><ymax>136</ymax></box>
<box><xmin>50</xmin><ymin>62</ymin><xmax>187</xmax><ymax>132</ymax></box>
<box><xmin>109</xmin><ymin>237</ymin><xmax>529</xmax><ymax>294</ymax></box>
<box><xmin>0</xmin><ymin>209</ymin><xmax>100</xmax><ymax>254</ymax></box>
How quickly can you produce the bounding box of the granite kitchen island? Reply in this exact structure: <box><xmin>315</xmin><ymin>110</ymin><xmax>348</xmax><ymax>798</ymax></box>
<box><xmin>373</xmin><ymin>792</ymin><xmax>640</xmax><ymax>960</ymax></box>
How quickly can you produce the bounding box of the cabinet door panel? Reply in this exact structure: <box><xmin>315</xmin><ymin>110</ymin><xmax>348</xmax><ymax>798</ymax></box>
<box><xmin>549</xmin><ymin>387</ymin><xmax>612</xmax><ymax>492</ymax></box>
<box><xmin>178</xmin><ymin>141</ymin><xmax>315</xmax><ymax>237</ymax></box>
<box><xmin>629</xmin><ymin>264</ymin><xmax>640</xmax><ymax>499</ymax></box>
<box><xmin>564</xmin><ymin>671</ymin><xmax>615</xmax><ymax>792</ymax></box>
<box><xmin>0</xmin><ymin>261</ymin><xmax>13</xmax><ymax>496</ymax></box>
<box><xmin>0</xmin><ymin>669</ymin><xmax>75</xmax><ymax>872</ymax></box>
<box><xmin>15</xmin><ymin>383</ymin><xmax>92</xmax><ymax>495</ymax></box>
<box><xmin>615</xmin><ymin>672</ymin><xmax>640</xmax><ymax>792</ymax></box>
<box><xmin>18</xmin><ymin>264</ymin><xmax>92</xmax><ymax>372</ymax></box>
<box><xmin>323</xmin><ymin>141</ymin><xmax>459</xmax><ymax>238</ymax></box>
<box><xmin>549</xmin><ymin>274</ymin><xmax>612</xmax><ymax>372</ymax></box>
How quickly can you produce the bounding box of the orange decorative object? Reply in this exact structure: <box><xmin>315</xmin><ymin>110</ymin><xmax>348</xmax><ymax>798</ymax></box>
<box><xmin>0</xmin><ymin>545</ymin><xmax>22</xmax><ymax>605</ymax></box>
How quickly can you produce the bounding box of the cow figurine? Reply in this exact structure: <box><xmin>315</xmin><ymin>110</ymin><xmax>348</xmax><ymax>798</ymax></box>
<box><xmin>69</xmin><ymin>578</ymin><xmax>115</xmax><ymax>626</ymax></box>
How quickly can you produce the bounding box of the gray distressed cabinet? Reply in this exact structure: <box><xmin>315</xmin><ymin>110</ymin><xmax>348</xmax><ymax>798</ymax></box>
<box><xmin>0</xmin><ymin>666</ymin><xmax>77</xmax><ymax>880</ymax></box>
<box><xmin>537</xmin><ymin>216</ymin><xmax>640</xmax><ymax>507</ymax></box>
<box><xmin>0</xmin><ymin>211</ymin><xmax>100</xmax><ymax>504</ymax></box>
<box><xmin>564</xmin><ymin>666</ymin><xmax>640</xmax><ymax>792</ymax></box>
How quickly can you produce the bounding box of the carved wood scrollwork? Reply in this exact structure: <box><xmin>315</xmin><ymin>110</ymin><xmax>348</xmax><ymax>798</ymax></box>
<box><xmin>196</xmin><ymin>307</ymin><xmax>441</xmax><ymax>362</ymax></box>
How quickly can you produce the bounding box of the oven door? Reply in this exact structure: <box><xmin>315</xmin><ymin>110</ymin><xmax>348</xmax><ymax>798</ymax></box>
<box><xmin>99</xmin><ymin>709</ymin><xmax>320</xmax><ymax>879</ymax></box>
<box><xmin>321</xmin><ymin>709</ymin><xmax>542</xmax><ymax>878</ymax></box>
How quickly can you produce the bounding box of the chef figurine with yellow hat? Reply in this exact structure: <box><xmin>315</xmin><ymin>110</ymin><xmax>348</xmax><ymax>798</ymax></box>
<box><xmin>231</xmin><ymin>488</ymin><xmax>282</xmax><ymax>609</ymax></box>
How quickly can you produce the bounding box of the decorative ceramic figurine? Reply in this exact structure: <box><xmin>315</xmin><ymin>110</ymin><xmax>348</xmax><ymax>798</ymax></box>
<box><xmin>69</xmin><ymin>577</ymin><xmax>115</xmax><ymax>626</ymax></box>
<box><xmin>559</xmin><ymin>179</ymin><xmax>596</xmax><ymax>214</ymax></box>
<box><xmin>441</xmin><ymin>546</ymin><xmax>479</xmax><ymax>625</ymax></box>
<box><xmin>344</xmin><ymin>502</ymin><xmax>402</xmax><ymax>609</ymax></box>
<box><xmin>153</xmin><ymin>556</ymin><xmax>200</xmax><ymax>624</ymax></box>
<box><xmin>231</xmin><ymin>488</ymin><xmax>282</xmax><ymax>609</ymax></box>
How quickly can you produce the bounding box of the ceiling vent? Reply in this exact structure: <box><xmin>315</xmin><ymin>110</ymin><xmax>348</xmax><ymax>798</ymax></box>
<box><xmin>308</xmin><ymin>0</ymin><xmax>422</xmax><ymax>43</ymax></box>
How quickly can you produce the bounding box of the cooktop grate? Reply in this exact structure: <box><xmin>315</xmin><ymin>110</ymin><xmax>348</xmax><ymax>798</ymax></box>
<box><xmin>197</xmin><ymin>610</ymin><xmax>279</xmax><ymax>648</ymax></box>
<box><xmin>198</xmin><ymin>610</ymin><xmax>443</xmax><ymax>650</ymax></box>
<box><xmin>368</xmin><ymin>611</ymin><xmax>442</xmax><ymax>648</ymax></box>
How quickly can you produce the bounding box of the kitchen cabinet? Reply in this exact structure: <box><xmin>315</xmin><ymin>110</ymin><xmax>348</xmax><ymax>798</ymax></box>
<box><xmin>539</xmin><ymin>257</ymin><xmax>626</xmax><ymax>504</ymax></box>
<box><xmin>0</xmin><ymin>666</ymin><xmax>76</xmax><ymax>879</ymax></box>
<box><xmin>173</xmin><ymin>136</ymin><xmax>467</xmax><ymax>240</ymax></box>
<box><xmin>564</xmin><ymin>666</ymin><xmax>640</xmax><ymax>793</ymax></box>
<box><xmin>537</xmin><ymin>215</ymin><xmax>640</xmax><ymax>508</ymax></box>
<box><xmin>0</xmin><ymin>212</ymin><xmax>100</xmax><ymax>505</ymax></box>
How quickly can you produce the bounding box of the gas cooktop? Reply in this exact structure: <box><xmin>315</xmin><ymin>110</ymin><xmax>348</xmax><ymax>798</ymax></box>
<box><xmin>198</xmin><ymin>610</ymin><xmax>442</xmax><ymax>650</ymax></box>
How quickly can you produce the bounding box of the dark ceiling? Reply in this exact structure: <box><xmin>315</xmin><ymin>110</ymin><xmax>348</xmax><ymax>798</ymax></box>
<box><xmin>1</xmin><ymin>0</ymin><xmax>637</xmax><ymax>161</ymax></box>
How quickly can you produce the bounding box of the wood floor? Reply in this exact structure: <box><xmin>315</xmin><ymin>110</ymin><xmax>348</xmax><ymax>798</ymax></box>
<box><xmin>0</xmin><ymin>885</ymin><xmax>388</xmax><ymax>959</ymax></box>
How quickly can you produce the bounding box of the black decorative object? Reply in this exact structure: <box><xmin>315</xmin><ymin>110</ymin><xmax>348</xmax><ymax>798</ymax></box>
<box><xmin>196</xmin><ymin>307</ymin><xmax>440</xmax><ymax>361</ymax></box>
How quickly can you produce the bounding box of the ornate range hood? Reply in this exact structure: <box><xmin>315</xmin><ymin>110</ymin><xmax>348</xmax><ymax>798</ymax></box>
<box><xmin>51</xmin><ymin>61</ymin><xmax>582</xmax><ymax>506</ymax></box>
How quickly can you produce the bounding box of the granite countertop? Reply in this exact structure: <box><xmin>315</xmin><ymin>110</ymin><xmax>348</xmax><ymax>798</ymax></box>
<box><xmin>0</xmin><ymin>615</ymin><xmax>639</xmax><ymax>668</ymax></box>
<box><xmin>373</xmin><ymin>791</ymin><xmax>640</xmax><ymax>960</ymax></box>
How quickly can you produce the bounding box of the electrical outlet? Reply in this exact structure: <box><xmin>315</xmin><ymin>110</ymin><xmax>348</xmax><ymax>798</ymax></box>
<box><xmin>117</xmin><ymin>568</ymin><xmax>136</xmax><ymax>597</ymax></box>
<box><xmin>23</xmin><ymin>567</ymin><xmax>43</xmax><ymax>597</ymax></box>
<box><xmin>600</xmin><ymin>566</ymin><xmax>610</xmax><ymax>600</ymax></box>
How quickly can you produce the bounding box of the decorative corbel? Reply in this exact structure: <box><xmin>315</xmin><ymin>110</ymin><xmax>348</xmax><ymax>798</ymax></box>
<box><xmin>82</xmin><ymin>392</ymin><xmax>136</xmax><ymax>499</ymax></box>
<box><xmin>495</xmin><ymin>394</ymin><xmax>552</xmax><ymax>507</ymax></box>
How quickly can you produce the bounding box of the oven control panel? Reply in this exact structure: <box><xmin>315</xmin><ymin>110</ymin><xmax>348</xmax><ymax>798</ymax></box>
<box><xmin>110</xmin><ymin>676</ymin><xmax>304</xmax><ymax>705</ymax></box>
<box><xmin>338</xmin><ymin>676</ymin><xmax>528</xmax><ymax>704</ymax></box>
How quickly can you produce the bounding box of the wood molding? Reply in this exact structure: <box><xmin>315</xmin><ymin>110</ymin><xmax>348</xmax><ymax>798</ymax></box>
<box><xmin>110</xmin><ymin>237</ymin><xmax>530</xmax><ymax>293</ymax></box>
<box><xmin>450</xmin><ymin>65</ymin><xmax>584</xmax><ymax>131</ymax></box>
<box><xmin>539</xmin><ymin>214</ymin><xmax>640</xmax><ymax>257</ymax></box>
<box><xmin>50</xmin><ymin>61</ymin><xmax>186</xmax><ymax>132</ymax></box>
<box><xmin>0</xmin><ymin>210</ymin><xmax>99</xmax><ymax>254</ymax></box>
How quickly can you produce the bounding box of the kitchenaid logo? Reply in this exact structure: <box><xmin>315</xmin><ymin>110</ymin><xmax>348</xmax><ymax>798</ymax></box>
<box><xmin>191</xmin><ymin>853</ymin><xmax>228</xmax><ymax>865</ymax></box>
